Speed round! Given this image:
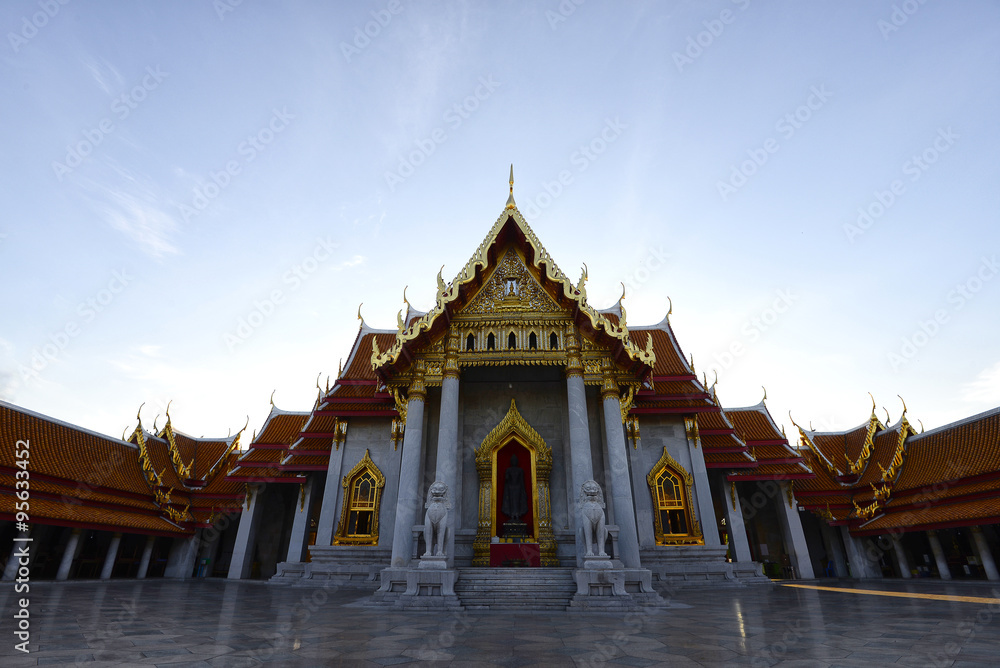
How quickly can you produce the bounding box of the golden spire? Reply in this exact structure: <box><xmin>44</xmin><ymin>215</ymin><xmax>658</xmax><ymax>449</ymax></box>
<box><xmin>506</xmin><ymin>164</ymin><xmax>516</xmax><ymax>209</ymax></box>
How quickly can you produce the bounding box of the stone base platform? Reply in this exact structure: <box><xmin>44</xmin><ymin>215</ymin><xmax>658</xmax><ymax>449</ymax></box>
<box><xmin>270</xmin><ymin>546</ymin><xmax>390</xmax><ymax>588</ymax></box>
<box><xmin>369</xmin><ymin>566</ymin><xmax>463</xmax><ymax>610</ymax></box>
<box><xmin>569</xmin><ymin>565</ymin><xmax>665</xmax><ymax>610</ymax></box>
<box><xmin>640</xmin><ymin>545</ymin><xmax>771</xmax><ymax>590</ymax></box>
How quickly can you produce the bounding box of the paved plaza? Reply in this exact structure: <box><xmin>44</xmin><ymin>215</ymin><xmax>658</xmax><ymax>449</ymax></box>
<box><xmin>2</xmin><ymin>578</ymin><xmax>999</xmax><ymax>667</ymax></box>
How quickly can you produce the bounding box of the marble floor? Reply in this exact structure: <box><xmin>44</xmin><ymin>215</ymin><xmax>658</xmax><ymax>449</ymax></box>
<box><xmin>1</xmin><ymin>577</ymin><xmax>999</xmax><ymax>666</ymax></box>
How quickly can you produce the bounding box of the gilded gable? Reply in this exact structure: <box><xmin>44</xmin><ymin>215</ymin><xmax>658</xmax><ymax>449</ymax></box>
<box><xmin>460</xmin><ymin>247</ymin><xmax>564</xmax><ymax>316</ymax></box>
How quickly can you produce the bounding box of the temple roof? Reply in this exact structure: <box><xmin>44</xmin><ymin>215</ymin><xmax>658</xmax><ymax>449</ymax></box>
<box><xmin>794</xmin><ymin>402</ymin><xmax>1000</xmax><ymax>535</ymax></box>
<box><xmin>0</xmin><ymin>401</ymin><xmax>215</xmax><ymax>535</ymax></box>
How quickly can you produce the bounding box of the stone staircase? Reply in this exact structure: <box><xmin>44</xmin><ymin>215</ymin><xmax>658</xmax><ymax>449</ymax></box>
<box><xmin>455</xmin><ymin>567</ymin><xmax>577</xmax><ymax>610</ymax></box>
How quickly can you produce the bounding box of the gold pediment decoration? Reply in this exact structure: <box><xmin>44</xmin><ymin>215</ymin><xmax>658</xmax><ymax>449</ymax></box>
<box><xmin>370</xmin><ymin>205</ymin><xmax>655</xmax><ymax>372</ymax></box>
<box><xmin>459</xmin><ymin>247</ymin><xmax>564</xmax><ymax>315</ymax></box>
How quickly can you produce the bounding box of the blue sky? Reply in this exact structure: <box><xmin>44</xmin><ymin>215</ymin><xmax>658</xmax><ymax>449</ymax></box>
<box><xmin>1</xmin><ymin>1</ymin><xmax>998</xmax><ymax>442</ymax></box>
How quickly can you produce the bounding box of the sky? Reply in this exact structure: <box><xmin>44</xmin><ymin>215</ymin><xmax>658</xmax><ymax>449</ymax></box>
<box><xmin>1</xmin><ymin>1</ymin><xmax>998</xmax><ymax>445</ymax></box>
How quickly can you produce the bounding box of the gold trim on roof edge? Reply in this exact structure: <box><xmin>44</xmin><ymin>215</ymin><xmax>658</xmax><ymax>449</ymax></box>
<box><xmin>370</xmin><ymin>205</ymin><xmax>655</xmax><ymax>373</ymax></box>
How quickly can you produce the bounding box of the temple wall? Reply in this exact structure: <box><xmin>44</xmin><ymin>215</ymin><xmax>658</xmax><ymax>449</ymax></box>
<box><xmin>333</xmin><ymin>417</ymin><xmax>402</xmax><ymax>549</ymax></box>
<box><xmin>626</xmin><ymin>415</ymin><xmax>696</xmax><ymax>544</ymax></box>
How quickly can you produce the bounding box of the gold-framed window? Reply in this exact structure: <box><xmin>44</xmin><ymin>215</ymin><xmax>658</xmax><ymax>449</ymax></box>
<box><xmin>647</xmin><ymin>447</ymin><xmax>703</xmax><ymax>545</ymax></box>
<box><xmin>334</xmin><ymin>449</ymin><xmax>385</xmax><ymax>545</ymax></box>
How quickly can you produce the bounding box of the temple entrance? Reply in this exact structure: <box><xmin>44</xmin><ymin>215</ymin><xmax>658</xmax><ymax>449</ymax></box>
<box><xmin>496</xmin><ymin>441</ymin><xmax>534</xmax><ymax>540</ymax></box>
<box><xmin>473</xmin><ymin>400</ymin><xmax>558</xmax><ymax>566</ymax></box>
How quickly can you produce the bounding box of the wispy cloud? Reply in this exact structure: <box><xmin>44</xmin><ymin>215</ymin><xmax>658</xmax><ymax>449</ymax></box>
<box><xmin>334</xmin><ymin>255</ymin><xmax>365</xmax><ymax>271</ymax></box>
<box><xmin>961</xmin><ymin>361</ymin><xmax>1000</xmax><ymax>405</ymax></box>
<box><xmin>79</xmin><ymin>55</ymin><xmax>124</xmax><ymax>95</ymax></box>
<box><xmin>76</xmin><ymin>158</ymin><xmax>180</xmax><ymax>257</ymax></box>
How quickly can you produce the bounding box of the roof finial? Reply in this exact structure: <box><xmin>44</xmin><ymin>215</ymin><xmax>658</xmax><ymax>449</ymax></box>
<box><xmin>898</xmin><ymin>394</ymin><xmax>908</xmax><ymax>418</ymax></box>
<box><xmin>506</xmin><ymin>164</ymin><xmax>516</xmax><ymax>209</ymax></box>
<box><xmin>666</xmin><ymin>296</ymin><xmax>673</xmax><ymax>321</ymax></box>
<box><xmin>357</xmin><ymin>303</ymin><xmax>364</xmax><ymax>329</ymax></box>
<box><xmin>761</xmin><ymin>386</ymin><xmax>767</xmax><ymax>403</ymax></box>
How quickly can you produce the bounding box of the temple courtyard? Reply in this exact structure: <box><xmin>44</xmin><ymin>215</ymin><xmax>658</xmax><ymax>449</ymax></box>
<box><xmin>2</xmin><ymin>579</ymin><xmax>998</xmax><ymax>666</ymax></box>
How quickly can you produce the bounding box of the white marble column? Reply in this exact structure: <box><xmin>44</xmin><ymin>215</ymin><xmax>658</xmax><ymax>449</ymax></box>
<box><xmin>891</xmin><ymin>534</ymin><xmax>911</xmax><ymax>579</ymax></box>
<box><xmin>284</xmin><ymin>475</ymin><xmax>315</xmax><ymax>563</ymax></box>
<box><xmin>165</xmin><ymin>531</ymin><xmax>200</xmax><ymax>579</ymax></box>
<box><xmin>717</xmin><ymin>479</ymin><xmax>752</xmax><ymax>562</ymax></box>
<box><xmin>627</xmin><ymin>425</ymin><xmax>656</xmax><ymax>548</ymax></box>
<box><xmin>136</xmin><ymin>535</ymin><xmax>155</xmax><ymax>579</ymax></box>
<box><xmin>56</xmin><ymin>528</ymin><xmax>83</xmax><ymax>581</ymax></box>
<box><xmin>819</xmin><ymin>522</ymin><xmax>847</xmax><ymax>577</ymax></box>
<box><xmin>971</xmin><ymin>527</ymin><xmax>999</xmax><ymax>581</ymax></box>
<box><xmin>100</xmin><ymin>532</ymin><xmax>122</xmax><ymax>580</ymax></box>
<box><xmin>927</xmin><ymin>530</ymin><xmax>951</xmax><ymax>580</ymax></box>
<box><xmin>314</xmin><ymin>432</ymin><xmax>348</xmax><ymax>548</ymax></box>
<box><xmin>775</xmin><ymin>483</ymin><xmax>814</xmax><ymax>579</ymax></box>
<box><xmin>685</xmin><ymin>419</ymin><xmax>722</xmax><ymax>548</ymax></box>
<box><xmin>433</xmin><ymin>333</ymin><xmax>461</xmax><ymax>566</ymax></box>
<box><xmin>2</xmin><ymin>528</ymin><xmax>31</xmax><ymax>580</ymax></box>
<box><xmin>841</xmin><ymin>526</ymin><xmax>879</xmax><ymax>579</ymax></box>
<box><xmin>389</xmin><ymin>364</ymin><xmax>427</xmax><ymax>568</ymax></box>
<box><xmin>565</xmin><ymin>331</ymin><xmax>594</xmax><ymax>566</ymax></box>
<box><xmin>601</xmin><ymin>368</ymin><xmax>641</xmax><ymax>569</ymax></box>
<box><xmin>228</xmin><ymin>485</ymin><xmax>264</xmax><ymax>579</ymax></box>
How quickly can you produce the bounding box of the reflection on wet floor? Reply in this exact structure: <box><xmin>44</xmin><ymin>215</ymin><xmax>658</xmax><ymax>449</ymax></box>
<box><xmin>1</xmin><ymin>578</ymin><xmax>998</xmax><ymax>666</ymax></box>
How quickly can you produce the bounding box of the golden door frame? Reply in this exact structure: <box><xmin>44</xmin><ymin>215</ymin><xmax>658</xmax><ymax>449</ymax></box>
<box><xmin>472</xmin><ymin>399</ymin><xmax>558</xmax><ymax>566</ymax></box>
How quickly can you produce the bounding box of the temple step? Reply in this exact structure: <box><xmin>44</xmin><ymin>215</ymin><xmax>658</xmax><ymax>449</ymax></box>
<box><xmin>454</xmin><ymin>567</ymin><xmax>576</xmax><ymax>611</ymax></box>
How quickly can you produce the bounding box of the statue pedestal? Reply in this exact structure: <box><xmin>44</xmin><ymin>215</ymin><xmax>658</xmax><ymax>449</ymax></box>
<box><xmin>502</xmin><ymin>520</ymin><xmax>529</xmax><ymax>540</ymax></box>
<box><xmin>371</xmin><ymin>565</ymin><xmax>462</xmax><ymax>610</ymax></box>
<box><xmin>418</xmin><ymin>555</ymin><xmax>448</xmax><ymax>569</ymax></box>
<box><xmin>583</xmin><ymin>555</ymin><xmax>613</xmax><ymax>569</ymax></box>
<box><xmin>570</xmin><ymin>566</ymin><xmax>663</xmax><ymax>610</ymax></box>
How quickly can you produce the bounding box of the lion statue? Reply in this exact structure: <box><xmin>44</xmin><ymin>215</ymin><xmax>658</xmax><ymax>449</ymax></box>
<box><xmin>423</xmin><ymin>481</ymin><xmax>452</xmax><ymax>558</ymax></box>
<box><xmin>579</xmin><ymin>480</ymin><xmax>608</xmax><ymax>558</ymax></box>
